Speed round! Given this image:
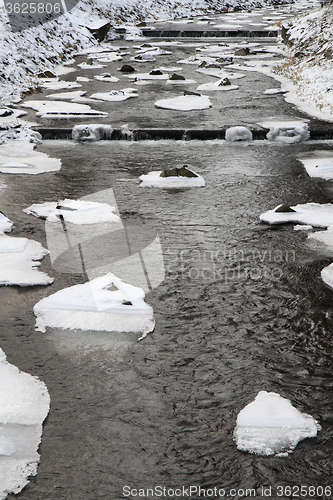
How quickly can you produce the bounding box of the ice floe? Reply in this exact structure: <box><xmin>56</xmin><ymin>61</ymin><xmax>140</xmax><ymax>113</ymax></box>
<box><xmin>130</xmin><ymin>72</ymin><xmax>169</xmax><ymax>81</ymax></box>
<box><xmin>0</xmin><ymin>230</ymin><xmax>53</xmax><ymax>286</ymax></box>
<box><xmin>24</xmin><ymin>199</ymin><xmax>120</xmax><ymax>225</ymax></box>
<box><xmin>167</xmin><ymin>74</ymin><xmax>196</xmax><ymax>84</ymax></box>
<box><xmin>197</xmin><ymin>78</ymin><xmax>239</xmax><ymax>91</ymax></box>
<box><xmin>139</xmin><ymin>165</ymin><xmax>205</xmax><ymax>189</ymax></box>
<box><xmin>77</xmin><ymin>62</ymin><xmax>106</xmax><ymax>70</ymax></box>
<box><xmin>90</xmin><ymin>89</ymin><xmax>138</xmax><ymax>102</ymax></box>
<box><xmin>21</xmin><ymin>101</ymin><xmax>108</xmax><ymax>119</ymax></box>
<box><xmin>225</xmin><ymin>126</ymin><xmax>252</xmax><ymax>142</ymax></box>
<box><xmin>0</xmin><ymin>141</ymin><xmax>61</xmax><ymax>174</ymax></box>
<box><xmin>40</xmin><ymin>81</ymin><xmax>82</xmax><ymax>91</ymax></box>
<box><xmin>234</xmin><ymin>391</ymin><xmax>320</xmax><ymax>456</ymax></box>
<box><xmin>155</xmin><ymin>95</ymin><xmax>212</xmax><ymax>111</ymax></box>
<box><xmin>196</xmin><ymin>68</ymin><xmax>246</xmax><ymax>80</ymax></box>
<box><xmin>297</xmin><ymin>152</ymin><xmax>333</xmax><ymax>180</ymax></box>
<box><xmin>94</xmin><ymin>74</ymin><xmax>119</xmax><ymax>83</ymax></box>
<box><xmin>33</xmin><ymin>273</ymin><xmax>155</xmax><ymax>339</ymax></box>
<box><xmin>46</xmin><ymin>91</ymin><xmax>87</xmax><ymax>100</ymax></box>
<box><xmin>260</xmin><ymin>203</ymin><xmax>333</xmax><ymax>228</ymax></box>
<box><xmin>0</xmin><ymin>347</ymin><xmax>50</xmax><ymax>497</ymax></box>
<box><xmin>263</xmin><ymin>88</ymin><xmax>287</xmax><ymax>95</ymax></box>
<box><xmin>72</xmin><ymin>124</ymin><xmax>113</xmax><ymax>141</ymax></box>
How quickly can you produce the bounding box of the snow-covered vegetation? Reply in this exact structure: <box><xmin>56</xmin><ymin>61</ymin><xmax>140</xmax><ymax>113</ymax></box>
<box><xmin>274</xmin><ymin>1</ymin><xmax>333</xmax><ymax>118</ymax></box>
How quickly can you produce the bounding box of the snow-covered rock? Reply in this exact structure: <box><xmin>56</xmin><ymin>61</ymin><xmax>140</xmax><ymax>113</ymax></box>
<box><xmin>33</xmin><ymin>273</ymin><xmax>155</xmax><ymax>338</ymax></box>
<box><xmin>225</xmin><ymin>126</ymin><xmax>252</xmax><ymax>141</ymax></box>
<box><xmin>266</xmin><ymin>124</ymin><xmax>310</xmax><ymax>143</ymax></box>
<box><xmin>72</xmin><ymin>124</ymin><xmax>113</xmax><ymax>141</ymax></box>
<box><xmin>0</xmin><ymin>348</ymin><xmax>50</xmax><ymax>497</ymax></box>
<box><xmin>139</xmin><ymin>166</ymin><xmax>205</xmax><ymax>188</ymax></box>
<box><xmin>234</xmin><ymin>391</ymin><xmax>320</xmax><ymax>456</ymax></box>
<box><xmin>260</xmin><ymin>203</ymin><xmax>333</xmax><ymax>228</ymax></box>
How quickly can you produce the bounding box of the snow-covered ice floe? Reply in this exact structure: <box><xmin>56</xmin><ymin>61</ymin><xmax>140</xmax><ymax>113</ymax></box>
<box><xmin>0</xmin><ymin>347</ymin><xmax>50</xmax><ymax>498</ymax></box>
<box><xmin>90</xmin><ymin>89</ymin><xmax>138</xmax><ymax>102</ymax></box>
<box><xmin>72</xmin><ymin>124</ymin><xmax>113</xmax><ymax>141</ymax></box>
<box><xmin>40</xmin><ymin>81</ymin><xmax>82</xmax><ymax>91</ymax></box>
<box><xmin>46</xmin><ymin>91</ymin><xmax>86</xmax><ymax>100</ymax></box>
<box><xmin>21</xmin><ymin>101</ymin><xmax>108</xmax><ymax>119</ymax></box>
<box><xmin>297</xmin><ymin>152</ymin><xmax>333</xmax><ymax>180</ymax></box>
<box><xmin>130</xmin><ymin>72</ymin><xmax>170</xmax><ymax>81</ymax></box>
<box><xmin>0</xmin><ymin>142</ymin><xmax>61</xmax><ymax>175</ymax></box>
<box><xmin>225</xmin><ymin>126</ymin><xmax>252</xmax><ymax>142</ymax></box>
<box><xmin>196</xmin><ymin>68</ymin><xmax>246</xmax><ymax>80</ymax></box>
<box><xmin>234</xmin><ymin>391</ymin><xmax>320</xmax><ymax>457</ymax></box>
<box><xmin>33</xmin><ymin>273</ymin><xmax>155</xmax><ymax>339</ymax></box>
<box><xmin>196</xmin><ymin>78</ymin><xmax>238</xmax><ymax>91</ymax></box>
<box><xmin>260</xmin><ymin>203</ymin><xmax>333</xmax><ymax>228</ymax></box>
<box><xmin>155</xmin><ymin>95</ymin><xmax>211</xmax><ymax>111</ymax></box>
<box><xmin>139</xmin><ymin>166</ymin><xmax>205</xmax><ymax>189</ymax></box>
<box><xmin>0</xmin><ymin>213</ymin><xmax>53</xmax><ymax>286</ymax></box>
<box><xmin>94</xmin><ymin>74</ymin><xmax>119</xmax><ymax>83</ymax></box>
<box><xmin>24</xmin><ymin>199</ymin><xmax>120</xmax><ymax>225</ymax></box>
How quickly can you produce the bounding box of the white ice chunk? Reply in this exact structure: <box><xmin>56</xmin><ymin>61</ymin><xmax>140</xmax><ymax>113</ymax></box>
<box><xmin>40</xmin><ymin>81</ymin><xmax>82</xmax><ymax>90</ymax></box>
<box><xmin>0</xmin><ymin>142</ymin><xmax>61</xmax><ymax>175</ymax></box>
<box><xmin>24</xmin><ymin>199</ymin><xmax>120</xmax><ymax>225</ymax></box>
<box><xmin>33</xmin><ymin>273</ymin><xmax>155</xmax><ymax>338</ymax></box>
<box><xmin>196</xmin><ymin>79</ymin><xmax>238</xmax><ymax>91</ymax></box>
<box><xmin>234</xmin><ymin>391</ymin><xmax>320</xmax><ymax>456</ymax></box>
<box><xmin>94</xmin><ymin>74</ymin><xmax>119</xmax><ymax>83</ymax></box>
<box><xmin>297</xmin><ymin>154</ymin><xmax>333</xmax><ymax>180</ymax></box>
<box><xmin>90</xmin><ymin>89</ymin><xmax>138</xmax><ymax>102</ymax></box>
<box><xmin>321</xmin><ymin>263</ymin><xmax>333</xmax><ymax>289</ymax></box>
<box><xmin>72</xmin><ymin>124</ymin><xmax>113</xmax><ymax>141</ymax></box>
<box><xmin>21</xmin><ymin>100</ymin><xmax>108</xmax><ymax>118</ymax></box>
<box><xmin>196</xmin><ymin>68</ymin><xmax>246</xmax><ymax>79</ymax></box>
<box><xmin>77</xmin><ymin>62</ymin><xmax>106</xmax><ymax>69</ymax></box>
<box><xmin>0</xmin><ymin>348</ymin><xmax>50</xmax><ymax>497</ymax></box>
<box><xmin>225</xmin><ymin>126</ymin><xmax>252</xmax><ymax>142</ymax></box>
<box><xmin>260</xmin><ymin>203</ymin><xmax>333</xmax><ymax>228</ymax></box>
<box><xmin>0</xmin><ymin>214</ymin><xmax>13</xmax><ymax>234</ymax></box>
<box><xmin>46</xmin><ymin>91</ymin><xmax>86</xmax><ymax>100</ymax></box>
<box><xmin>263</xmin><ymin>88</ymin><xmax>286</xmax><ymax>95</ymax></box>
<box><xmin>294</xmin><ymin>224</ymin><xmax>313</xmax><ymax>231</ymax></box>
<box><xmin>155</xmin><ymin>95</ymin><xmax>211</xmax><ymax>111</ymax></box>
<box><xmin>130</xmin><ymin>72</ymin><xmax>170</xmax><ymax>81</ymax></box>
<box><xmin>0</xmin><ymin>235</ymin><xmax>53</xmax><ymax>286</ymax></box>
<box><xmin>139</xmin><ymin>168</ymin><xmax>205</xmax><ymax>189</ymax></box>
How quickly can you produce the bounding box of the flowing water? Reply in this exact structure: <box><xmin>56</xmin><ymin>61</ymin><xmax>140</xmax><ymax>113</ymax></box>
<box><xmin>1</xmin><ymin>138</ymin><xmax>333</xmax><ymax>499</ymax></box>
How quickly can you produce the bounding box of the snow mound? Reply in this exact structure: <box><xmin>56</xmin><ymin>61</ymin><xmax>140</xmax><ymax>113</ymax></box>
<box><xmin>155</xmin><ymin>95</ymin><xmax>211</xmax><ymax>111</ymax></box>
<box><xmin>266</xmin><ymin>125</ymin><xmax>310</xmax><ymax>143</ymax></box>
<box><xmin>0</xmin><ymin>347</ymin><xmax>50</xmax><ymax>497</ymax></box>
<box><xmin>225</xmin><ymin>126</ymin><xmax>252</xmax><ymax>142</ymax></box>
<box><xmin>72</xmin><ymin>124</ymin><xmax>113</xmax><ymax>141</ymax></box>
<box><xmin>234</xmin><ymin>391</ymin><xmax>320</xmax><ymax>456</ymax></box>
<box><xmin>33</xmin><ymin>273</ymin><xmax>155</xmax><ymax>338</ymax></box>
<box><xmin>24</xmin><ymin>199</ymin><xmax>120</xmax><ymax>225</ymax></box>
<box><xmin>139</xmin><ymin>166</ymin><xmax>205</xmax><ymax>188</ymax></box>
<box><xmin>260</xmin><ymin>203</ymin><xmax>333</xmax><ymax>228</ymax></box>
<box><xmin>0</xmin><ymin>234</ymin><xmax>53</xmax><ymax>286</ymax></box>
<box><xmin>0</xmin><ymin>142</ymin><xmax>61</xmax><ymax>175</ymax></box>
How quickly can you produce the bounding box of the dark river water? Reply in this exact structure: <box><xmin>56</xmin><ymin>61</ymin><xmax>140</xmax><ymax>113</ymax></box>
<box><xmin>1</xmin><ymin>138</ymin><xmax>333</xmax><ymax>499</ymax></box>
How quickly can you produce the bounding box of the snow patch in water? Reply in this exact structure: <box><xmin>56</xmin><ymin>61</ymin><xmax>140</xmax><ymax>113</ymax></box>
<box><xmin>234</xmin><ymin>391</ymin><xmax>320</xmax><ymax>456</ymax></box>
<box><xmin>33</xmin><ymin>273</ymin><xmax>155</xmax><ymax>338</ymax></box>
<box><xmin>155</xmin><ymin>95</ymin><xmax>211</xmax><ymax>111</ymax></box>
<box><xmin>0</xmin><ymin>142</ymin><xmax>61</xmax><ymax>174</ymax></box>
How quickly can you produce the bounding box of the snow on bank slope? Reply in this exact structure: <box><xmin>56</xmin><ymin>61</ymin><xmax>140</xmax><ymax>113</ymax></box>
<box><xmin>275</xmin><ymin>3</ymin><xmax>333</xmax><ymax>120</ymax></box>
<box><xmin>0</xmin><ymin>0</ymin><xmax>289</xmax><ymax>104</ymax></box>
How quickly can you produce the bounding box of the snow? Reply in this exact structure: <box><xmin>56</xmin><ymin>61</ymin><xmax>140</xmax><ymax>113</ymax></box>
<box><xmin>196</xmin><ymin>68</ymin><xmax>246</xmax><ymax>80</ymax></box>
<box><xmin>266</xmin><ymin>124</ymin><xmax>310</xmax><ymax>143</ymax></box>
<box><xmin>129</xmin><ymin>72</ymin><xmax>170</xmax><ymax>81</ymax></box>
<box><xmin>297</xmin><ymin>152</ymin><xmax>333</xmax><ymax>180</ymax></box>
<box><xmin>155</xmin><ymin>95</ymin><xmax>212</xmax><ymax>111</ymax></box>
<box><xmin>90</xmin><ymin>89</ymin><xmax>138</xmax><ymax>101</ymax></box>
<box><xmin>0</xmin><ymin>347</ymin><xmax>50</xmax><ymax>497</ymax></box>
<box><xmin>260</xmin><ymin>203</ymin><xmax>333</xmax><ymax>228</ymax></box>
<box><xmin>234</xmin><ymin>391</ymin><xmax>320</xmax><ymax>456</ymax></box>
<box><xmin>33</xmin><ymin>273</ymin><xmax>155</xmax><ymax>339</ymax></box>
<box><xmin>21</xmin><ymin>100</ymin><xmax>108</xmax><ymax>119</ymax></box>
<box><xmin>196</xmin><ymin>79</ymin><xmax>238</xmax><ymax>91</ymax></box>
<box><xmin>23</xmin><ymin>199</ymin><xmax>120</xmax><ymax>225</ymax></box>
<box><xmin>46</xmin><ymin>91</ymin><xmax>87</xmax><ymax>100</ymax></box>
<box><xmin>225</xmin><ymin>126</ymin><xmax>252</xmax><ymax>142</ymax></box>
<box><xmin>139</xmin><ymin>167</ymin><xmax>205</xmax><ymax>188</ymax></box>
<box><xmin>40</xmin><ymin>81</ymin><xmax>82</xmax><ymax>91</ymax></box>
<box><xmin>72</xmin><ymin>124</ymin><xmax>113</xmax><ymax>141</ymax></box>
<box><xmin>94</xmin><ymin>74</ymin><xmax>119</xmax><ymax>82</ymax></box>
<box><xmin>0</xmin><ymin>214</ymin><xmax>13</xmax><ymax>234</ymax></box>
<box><xmin>0</xmin><ymin>142</ymin><xmax>61</xmax><ymax>175</ymax></box>
<box><xmin>0</xmin><ymin>234</ymin><xmax>53</xmax><ymax>286</ymax></box>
